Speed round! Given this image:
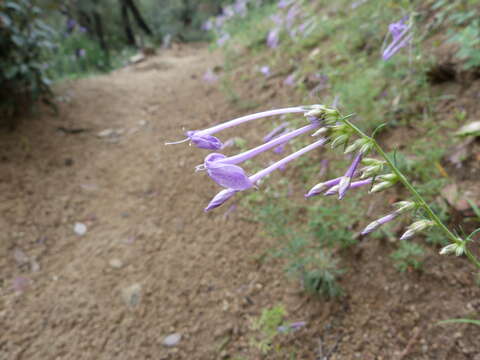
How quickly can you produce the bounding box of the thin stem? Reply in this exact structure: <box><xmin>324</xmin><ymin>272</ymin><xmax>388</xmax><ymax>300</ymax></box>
<box><xmin>465</xmin><ymin>246</ymin><xmax>480</xmax><ymax>269</ymax></box>
<box><xmin>342</xmin><ymin>119</ymin><xmax>480</xmax><ymax>268</ymax></box>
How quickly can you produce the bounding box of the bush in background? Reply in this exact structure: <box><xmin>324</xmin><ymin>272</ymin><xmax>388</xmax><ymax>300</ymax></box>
<box><xmin>0</xmin><ymin>0</ymin><xmax>56</xmax><ymax>124</ymax></box>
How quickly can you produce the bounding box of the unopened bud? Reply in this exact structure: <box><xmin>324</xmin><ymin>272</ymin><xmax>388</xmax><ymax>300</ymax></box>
<box><xmin>377</xmin><ymin>173</ymin><xmax>398</xmax><ymax>182</ymax></box>
<box><xmin>370</xmin><ymin>181</ymin><xmax>395</xmax><ymax>193</ymax></box>
<box><xmin>331</xmin><ymin>134</ymin><xmax>349</xmax><ymax>148</ymax></box>
<box><xmin>345</xmin><ymin>138</ymin><xmax>368</xmax><ymax>154</ymax></box>
<box><xmin>393</xmin><ymin>201</ymin><xmax>416</xmax><ymax>214</ymax></box>
<box><xmin>400</xmin><ymin>220</ymin><xmax>435</xmax><ymax>240</ymax></box>
<box><xmin>439</xmin><ymin>241</ymin><xmax>465</xmax><ymax>256</ymax></box>
<box><xmin>360</xmin><ymin>164</ymin><xmax>383</xmax><ymax>179</ymax></box>
<box><xmin>311</xmin><ymin>127</ymin><xmax>328</xmax><ymax>137</ymax></box>
<box><xmin>362</xmin><ymin>158</ymin><xmax>384</xmax><ymax>166</ymax></box>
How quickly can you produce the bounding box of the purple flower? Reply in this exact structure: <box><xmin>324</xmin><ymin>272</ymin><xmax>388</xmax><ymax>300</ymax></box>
<box><xmin>274</xmin><ymin>143</ymin><xmax>286</xmax><ymax>154</ymax></box>
<box><xmin>382</xmin><ymin>17</ymin><xmax>412</xmax><ymax>61</ymax></box>
<box><xmin>324</xmin><ymin>178</ymin><xmax>372</xmax><ymax>196</ymax></box>
<box><xmin>200</xmin><ymin>123</ymin><xmax>320</xmax><ymax>189</ymax></box>
<box><xmin>205</xmin><ymin>137</ymin><xmax>328</xmax><ymax>211</ymax></box>
<box><xmin>267</xmin><ymin>28</ymin><xmax>280</xmax><ymax>48</ymax></box>
<box><xmin>204</xmin><ymin>153</ymin><xmax>253</xmax><ymax>190</ymax></box>
<box><xmin>217</xmin><ymin>33</ymin><xmax>230</xmax><ymax>46</ymax></box>
<box><xmin>202</xmin><ymin>19</ymin><xmax>213</xmax><ymax>31</ymax></box>
<box><xmin>278</xmin><ymin>0</ymin><xmax>294</xmax><ymax>9</ymax></box>
<box><xmin>338</xmin><ymin>153</ymin><xmax>363</xmax><ymax>199</ymax></box>
<box><xmin>361</xmin><ymin>212</ymin><xmax>399</xmax><ymax>235</ymax></box>
<box><xmin>305</xmin><ymin>177</ymin><xmax>342</xmax><ymax>198</ymax></box>
<box><xmin>263</xmin><ymin>122</ymin><xmax>289</xmax><ymax>142</ymax></box>
<box><xmin>283</xmin><ymin>73</ymin><xmax>296</xmax><ymax>87</ymax></box>
<box><xmin>271</xmin><ymin>14</ymin><xmax>284</xmax><ymax>26</ymax></box>
<box><xmin>277</xmin><ymin>321</ymin><xmax>306</xmax><ymax>333</ymax></box>
<box><xmin>286</xmin><ymin>5</ymin><xmax>300</xmax><ymax>29</ymax></box>
<box><xmin>66</xmin><ymin>18</ymin><xmax>76</xmax><ymax>33</ymax></box>
<box><xmin>203</xmin><ymin>69</ymin><xmax>218</xmax><ymax>84</ymax></box>
<box><xmin>205</xmin><ymin>188</ymin><xmax>238</xmax><ymax>211</ymax></box>
<box><xmin>187</xmin><ymin>131</ymin><xmax>223</xmax><ymax>150</ymax></box>
<box><xmin>166</xmin><ymin>107</ymin><xmax>307</xmax><ymax>150</ymax></box>
<box><xmin>260</xmin><ymin>65</ymin><xmax>271</xmax><ymax>77</ymax></box>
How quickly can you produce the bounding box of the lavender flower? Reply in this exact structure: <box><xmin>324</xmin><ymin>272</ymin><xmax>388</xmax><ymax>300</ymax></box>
<box><xmin>205</xmin><ymin>138</ymin><xmax>328</xmax><ymax>211</ymax></box>
<box><xmin>338</xmin><ymin>153</ymin><xmax>363</xmax><ymax>199</ymax></box>
<box><xmin>277</xmin><ymin>321</ymin><xmax>306</xmax><ymax>333</ymax></box>
<box><xmin>382</xmin><ymin>17</ymin><xmax>412</xmax><ymax>61</ymax></box>
<box><xmin>267</xmin><ymin>28</ymin><xmax>280</xmax><ymax>48</ymax></box>
<box><xmin>361</xmin><ymin>201</ymin><xmax>415</xmax><ymax>235</ymax></box>
<box><xmin>203</xmin><ymin>69</ymin><xmax>218</xmax><ymax>84</ymax></box>
<box><xmin>278</xmin><ymin>0</ymin><xmax>293</xmax><ymax>8</ymax></box>
<box><xmin>263</xmin><ymin>122</ymin><xmax>289</xmax><ymax>142</ymax></box>
<box><xmin>260</xmin><ymin>65</ymin><xmax>271</xmax><ymax>77</ymax></box>
<box><xmin>166</xmin><ymin>107</ymin><xmax>306</xmax><ymax>150</ymax></box>
<box><xmin>200</xmin><ymin>123</ymin><xmax>320</xmax><ymax>189</ymax></box>
<box><xmin>283</xmin><ymin>73</ymin><xmax>296</xmax><ymax>87</ymax></box>
<box><xmin>205</xmin><ymin>188</ymin><xmax>238</xmax><ymax>211</ymax></box>
<box><xmin>361</xmin><ymin>213</ymin><xmax>399</xmax><ymax>235</ymax></box>
<box><xmin>324</xmin><ymin>178</ymin><xmax>373</xmax><ymax>196</ymax></box>
<box><xmin>305</xmin><ymin>177</ymin><xmax>342</xmax><ymax>198</ymax></box>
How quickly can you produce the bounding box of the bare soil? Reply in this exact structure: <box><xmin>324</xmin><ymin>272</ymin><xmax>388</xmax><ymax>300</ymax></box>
<box><xmin>1</xmin><ymin>45</ymin><xmax>480</xmax><ymax>360</ymax></box>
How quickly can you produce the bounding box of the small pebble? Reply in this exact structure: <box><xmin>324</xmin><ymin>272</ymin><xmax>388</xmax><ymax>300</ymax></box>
<box><xmin>74</xmin><ymin>223</ymin><xmax>87</xmax><ymax>236</ymax></box>
<box><xmin>163</xmin><ymin>333</ymin><xmax>181</xmax><ymax>347</ymax></box>
<box><xmin>109</xmin><ymin>259</ymin><xmax>123</xmax><ymax>269</ymax></box>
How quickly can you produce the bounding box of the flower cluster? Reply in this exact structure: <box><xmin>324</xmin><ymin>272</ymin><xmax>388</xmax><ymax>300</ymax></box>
<box><xmin>266</xmin><ymin>0</ymin><xmax>316</xmax><ymax>49</ymax></box>
<box><xmin>202</xmin><ymin>0</ymin><xmax>263</xmax><ymax>47</ymax></box>
<box><xmin>168</xmin><ymin>104</ymin><xmax>478</xmax><ymax>262</ymax></box>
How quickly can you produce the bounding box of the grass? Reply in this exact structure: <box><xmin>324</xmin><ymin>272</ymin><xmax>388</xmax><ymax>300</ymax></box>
<box><xmin>215</xmin><ymin>0</ymin><xmax>480</xmax><ymax>297</ymax></box>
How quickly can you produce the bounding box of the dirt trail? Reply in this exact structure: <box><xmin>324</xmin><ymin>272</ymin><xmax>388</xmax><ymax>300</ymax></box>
<box><xmin>0</xmin><ymin>45</ymin><xmax>271</xmax><ymax>359</ymax></box>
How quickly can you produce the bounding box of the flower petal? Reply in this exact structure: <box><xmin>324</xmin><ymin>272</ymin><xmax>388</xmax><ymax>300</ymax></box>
<box><xmin>187</xmin><ymin>131</ymin><xmax>223</xmax><ymax>150</ymax></box>
<box><xmin>206</xmin><ymin>162</ymin><xmax>253</xmax><ymax>190</ymax></box>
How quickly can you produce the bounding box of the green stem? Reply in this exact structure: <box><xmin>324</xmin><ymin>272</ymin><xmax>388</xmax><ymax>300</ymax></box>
<box><xmin>342</xmin><ymin>118</ymin><xmax>480</xmax><ymax>269</ymax></box>
<box><xmin>465</xmin><ymin>246</ymin><xmax>480</xmax><ymax>269</ymax></box>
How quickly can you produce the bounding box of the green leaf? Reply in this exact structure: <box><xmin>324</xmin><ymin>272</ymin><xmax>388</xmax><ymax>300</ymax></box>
<box><xmin>437</xmin><ymin>318</ymin><xmax>480</xmax><ymax>326</ymax></box>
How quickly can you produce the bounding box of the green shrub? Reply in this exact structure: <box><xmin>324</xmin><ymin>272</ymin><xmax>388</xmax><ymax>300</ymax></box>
<box><xmin>0</xmin><ymin>0</ymin><xmax>56</xmax><ymax>122</ymax></box>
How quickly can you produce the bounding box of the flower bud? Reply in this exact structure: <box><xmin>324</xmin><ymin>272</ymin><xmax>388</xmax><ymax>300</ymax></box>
<box><xmin>331</xmin><ymin>134</ymin><xmax>349</xmax><ymax>148</ymax></box>
<box><xmin>400</xmin><ymin>220</ymin><xmax>435</xmax><ymax>240</ymax></box>
<box><xmin>362</xmin><ymin>158</ymin><xmax>384</xmax><ymax>166</ymax></box>
<box><xmin>345</xmin><ymin>138</ymin><xmax>364</xmax><ymax>154</ymax></box>
<box><xmin>369</xmin><ymin>181</ymin><xmax>395</xmax><ymax>193</ymax></box>
<box><xmin>311</xmin><ymin>127</ymin><xmax>328</xmax><ymax>137</ymax></box>
<box><xmin>360</xmin><ymin>164</ymin><xmax>383</xmax><ymax>179</ymax></box>
<box><xmin>377</xmin><ymin>173</ymin><xmax>398</xmax><ymax>182</ymax></box>
<box><xmin>393</xmin><ymin>201</ymin><xmax>416</xmax><ymax>214</ymax></box>
<box><xmin>439</xmin><ymin>241</ymin><xmax>465</xmax><ymax>256</ymax></box>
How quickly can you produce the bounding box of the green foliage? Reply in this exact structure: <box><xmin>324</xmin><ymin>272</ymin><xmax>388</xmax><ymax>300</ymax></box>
<box><xmin>250</xmin><ymin>304</ymin><xmax>287</xmax><ymax>354</ymax></box>
<box><xmin>448</xmin><ymin>20</ymin><xmax>480</xmax><ymax>69</ymax></box>
<box><xmin>308</xmin><ymin>201</ymin><xmax>357</xmax><ymax>249</ymax></box>
<box><xmin>275</xmin><ymin>230</ymin><xmax>344</xmax><ymax>298</ymax></box>
<box><xmin>391</xmin><ymin>241</ymin><xmax>426</xmax><ymax>272</ymax></box>
<box><xmin>0</xmin><ymin>0</ymin><xmax>56</xmax><ymax>120</ymax></box>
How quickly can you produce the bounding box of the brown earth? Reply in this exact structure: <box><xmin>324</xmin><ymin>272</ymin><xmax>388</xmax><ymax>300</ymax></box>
<box><xmin>1</xmin><ymin>44</ymin><xmax>480</xmax><ymax>360</ymax></box>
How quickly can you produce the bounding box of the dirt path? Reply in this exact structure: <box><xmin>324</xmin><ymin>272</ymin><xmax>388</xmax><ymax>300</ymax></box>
<box><xmin>0</xmin><ymin>45</ymin><xmax>272</xmax><ymax>359</ymax></box>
